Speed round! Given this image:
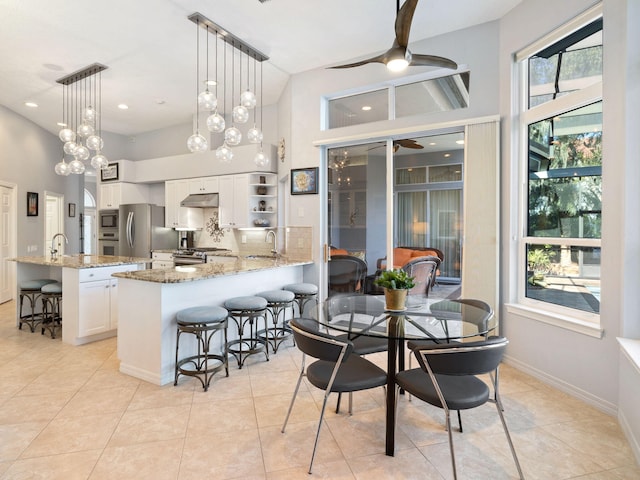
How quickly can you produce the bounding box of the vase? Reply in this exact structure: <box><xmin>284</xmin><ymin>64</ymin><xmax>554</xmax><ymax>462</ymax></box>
<box><xmin>384</xmin><ymin>288</ymin><xmax>408</xmax><ymax>311</ymax></box>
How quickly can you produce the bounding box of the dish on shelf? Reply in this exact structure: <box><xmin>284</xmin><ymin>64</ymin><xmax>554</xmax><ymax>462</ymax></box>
<box><xmin>254</xmin><ymin>219</ymin><xmax>270</xmax><ymax>227</ymax></box>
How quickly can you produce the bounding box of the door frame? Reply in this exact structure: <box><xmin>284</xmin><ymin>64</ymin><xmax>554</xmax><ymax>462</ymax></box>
<box><xmin>44</xmin><ymin>191</ymin><xmax>65</xmax><ymax>255</ymax></box>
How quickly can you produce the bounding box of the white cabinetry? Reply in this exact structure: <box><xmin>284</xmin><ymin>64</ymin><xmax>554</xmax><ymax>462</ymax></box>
<box><xmin>62</xmin><ymin>264</ymin><xmax>141</xmax><ymax>345</ymax></box>
<box><xmin>165</xmin><ymin>180</ymin><xmax>204</xmax><ymax>229</ymax></box>
<box><xmin>152</xmin><ymin>251</ymin><xmax>174</xmax><ymax>269</ymax></box>
<box><xmin>218</xmin><ymin>174</ymin><xmax>249</xmax><ymax>228</ymax></box>
<box><xmin>99</xmin><ymin>182</ymin><xmax>149</xmax><ymax>210</ymax></box>
<box><xmin>188</xmin><ymin>176</ymin><xmax>219</xmax><ymax>194</ymax></box>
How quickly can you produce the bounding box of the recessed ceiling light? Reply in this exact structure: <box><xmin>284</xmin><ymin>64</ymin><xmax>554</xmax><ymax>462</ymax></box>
<box><xmin>444</xmin><ymin>153</ymin><xmax>451</xmax><ymax>157</ymax></box>
<box><xmin>57</xmin><ymin>122</ymin><xmax>67</xmax><ymax>127</ymax></box>
<box><xmin>429</xmin><ymin>142</ymin><xmax>436</xmax><ymax>146</ymax></box>
<box><xmin>455</xmin><ymin>140</ymin><xmax>465</xmax><ymax>145</ymax></box>
<box><xmin>205</xmin><ymin>80</ymin><xmax>217</xmax><ymax>86</ymax></box>
<box><xmin>25</xmin><ymin>102</ymin><xmax>38</xmax><ymax>108</ymax></box>
<box><xmin>118</xmin><ymin>104</ymin><xmax>129</xmax><ymax>110</ymax></box>
<box><xmin>361</xmin><ymin>105</ymin><xmax>372</xmax><ymax>111</ymax></box>
<box><xmin>155</xmin><ymin>99</ymin><xmax>166</xmax><ymax>105</ymax></box>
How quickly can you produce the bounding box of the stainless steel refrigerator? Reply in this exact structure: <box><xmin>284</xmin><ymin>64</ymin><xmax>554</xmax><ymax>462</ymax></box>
<box><xmin>119</xmin><ymin>204</ymin><xmax>177</xmax><ymax>258</ymax></box>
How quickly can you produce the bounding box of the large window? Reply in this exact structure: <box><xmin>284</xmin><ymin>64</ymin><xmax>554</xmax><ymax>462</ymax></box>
<box><xmin>519</xmin><ymin>10</ymin><xmax>602</xmax><ymax>320</ymax></box>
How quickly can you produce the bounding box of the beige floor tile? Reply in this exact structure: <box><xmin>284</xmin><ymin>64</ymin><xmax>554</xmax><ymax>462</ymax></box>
<box><xmin>81</xmin><ymin>368</ymin><xmax>142</xmax><ymax>391</ymax></box>
<box><xmin>324</xmin><ymin>408</ymin><xmax>416</xmax><ymax>459</ymax></box>
<box><xmin>186</xmin><ymin>396</ymin><xmax>257</xmax><ymax>436</ymax></box>
<box><xmin>0</xmin><ymin>422</ymin><xmax>47</xmax><ymax>461</ymax></box>
<box><xmin>107</xmin><ymin>405</ymin><xmax>189</xmax><ymax>447</ymax></box>
<box><xmin>89</xmin><ymin>439</ymin><xmax>183</xmax><ymax>480</ymax></box>
<box><xmin>17</xmin><ymin>366</ymin><xmax>97</xmax><ymax>396</ymax></box>
<box><xmin>57</xmin><ymin>386</ymin><xmax>137</xmax><ymax>418</ymax></box>
<box><xmin>190</xmin><ymin>371</ymin><xmax>253</xmax><ymax>403</ymax></box>
<box><xmin>254</xmin><ymin>391</ymin><xmax>320</xmax><ymax>428</ymax></box>
<box><xmin>541</xmin><ymin>417</ymin><xmax>637</xmax><ymax>470</ymax></box>
<box><xmin>0</xmin><ymin>392</ymin><xmax>74</xmax><ymax>425</ymax></box>
<box><xmin>127</xmin><ymin>381</ymin><xmax>194</xmax><ymax>411</ymax></box>
<box><xmin>179</xmin><ymin>429</ymin><xmax>265</xmax><ymax>479</ymax></box>
<box><xmin>250</xmin><ymin>369</ymin><xmax>305</xmax><ymax>398</ymax></box>
<box><xmin>574</xmin><ymin>465</ymin><xmax>640</xmax><ymax>479</ymax></box>
<box><xmin>266</xmin><ymin>459</ymin><xmax>356</xmax><ymax>479</ymax></box>
<box><xmin>347</xmin><ymin>448</ymin><xmax>445</xmax><ymax>479</ymax></box>
<box><xmin>21</xmin><ymin>413</ymin><xmax>121</xmax><ymax>458</ymax></box>
<box><xmin>260</xmin><ymin>421</ymin><xmax>345</xmax><ymax>472</ymax></box>
<box><xmin>2</xmin><ymin>449</ymin><xmax>102</xmax><ymax>479</ymax></box>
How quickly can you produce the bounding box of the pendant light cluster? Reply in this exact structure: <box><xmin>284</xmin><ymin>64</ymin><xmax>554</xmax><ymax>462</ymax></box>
<box><xmin>187</xmin><ymin>13</ymin><xmax>270</xmax><ymax>167</ymax></box>
<box><xmin>54</xmin><ymin>63</ymin><xmax>109</xmax><ymax>176</ymax></box>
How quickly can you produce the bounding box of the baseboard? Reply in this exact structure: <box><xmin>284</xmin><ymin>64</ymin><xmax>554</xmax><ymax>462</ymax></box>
<box><xmin>618</xmin><ymin>409</ymin><xmax>640</xmax><ymax>465</ymax></box>
<box><xmin>119</xmin><ymin>363</ymin><xmax>166</xmax><ymax>386</ymax></box>
<box><xmin>503</xmin><ymin>354</ymin><xmax>618</xmax><ymax>416</ymax></box>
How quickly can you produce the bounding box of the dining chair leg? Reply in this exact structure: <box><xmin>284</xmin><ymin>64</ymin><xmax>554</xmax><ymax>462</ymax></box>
<box><xmin>495</xmin><ymin>400</ymin><xmax>525</xmax><ymax>479</ymax></box>
<box><xmin>335</xmin><ymin>392</ymin><xmax>342</xmax><ymax>413</ymax></box>
<box><xmin>348</xmin><ymin>392</ymin><xmax>353</xmax><ymax>415</ymax></box>
<box><xmin>282</xmin><ymin>359</ymin><xmax>306</xmax><ymax>433</ymax></box>
<box><xmin>457</xmin><ymin>410</ymin><xmax>463</xmax><ymax>432</ymax></box>
<box><xmin>308</xmin><ymin>390</ymin><xmax>331</xmax><ymax>474</ymax></box>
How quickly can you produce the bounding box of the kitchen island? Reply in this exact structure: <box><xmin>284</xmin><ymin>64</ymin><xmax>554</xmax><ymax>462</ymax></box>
<box><xmin>112</xmin><ymin>255</ymin><xmax>312</xmax><ymax>385</ymax></box>
<box><xmin>10</xmin><ymin>255</ymin><xmax>149</xmax><ymax>345</ymax></box>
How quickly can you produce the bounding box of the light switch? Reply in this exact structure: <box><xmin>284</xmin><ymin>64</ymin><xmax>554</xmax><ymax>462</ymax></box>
<box><xmin>241</xmin><ymin>235</ymin><xmax>247</xmax><ymax>244</ymax></box>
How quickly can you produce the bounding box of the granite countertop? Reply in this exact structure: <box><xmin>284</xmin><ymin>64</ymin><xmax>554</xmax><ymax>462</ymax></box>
<box><xmin>112</xmin><ymin>256</ymin><xmax>313</xmax><ymax>284</ymax></box>
<box><xmin>9</xmin><ymin>254</ymin><xmax>151</xmax><ymax>269</ymax></box>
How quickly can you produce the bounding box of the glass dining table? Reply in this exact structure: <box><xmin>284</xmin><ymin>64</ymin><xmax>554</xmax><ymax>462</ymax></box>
<box><xmin>311</xmin><ymin>293</ymin><xmax>497</xmax><ymax>456</ymax></box>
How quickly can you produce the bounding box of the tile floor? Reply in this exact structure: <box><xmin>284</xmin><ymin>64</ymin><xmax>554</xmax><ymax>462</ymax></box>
<box><xmin>0</xmin><ymin>299</ymin><xmax>638</xmax><ymax>479</ymax></box>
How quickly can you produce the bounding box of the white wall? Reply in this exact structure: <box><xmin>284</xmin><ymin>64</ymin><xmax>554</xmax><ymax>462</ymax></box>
<box><xmin>499</xmin><ymin>0</ymin><xmax>640</xmax><ymax>422</ymax></box>
<box><xmin>0</xmin><ymin>105</ymin><xmax>83</xmax><ymax>255</ymax></box>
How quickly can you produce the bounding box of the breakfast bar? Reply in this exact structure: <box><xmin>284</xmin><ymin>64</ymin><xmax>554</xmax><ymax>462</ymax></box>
<box><xmin>10</xmin><ymin>255</ymin><xmax>149</xmax><ymax>345</ymax></box>
<box><xmin>113</xmin><ymin>255</ymin><xmax>312</xmax><ymax>385</ymax></box>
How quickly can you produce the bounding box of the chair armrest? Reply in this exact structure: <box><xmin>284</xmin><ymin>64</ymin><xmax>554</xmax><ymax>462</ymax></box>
<box><xmin>376</xmin><ymin>257</ymin><xmax>387</xmax><ymax>270</ymax></box>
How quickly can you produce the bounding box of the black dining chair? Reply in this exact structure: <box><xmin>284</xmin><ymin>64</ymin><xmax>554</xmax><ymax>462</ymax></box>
<box><xmin>328</xmin><ymin>255</ymin><xmax>368</xmax><ymax>296</ymax></box>
<box><xmin>281</xmin><ymin>317</ymin><xmax>387</xmax><ymax>474</ymax></box>
<box><xmin>396</xmin><ymin>337</ymin><xmax>524</xmax><ymax>480</ymax></box>
<box><xmin>328</xmin><ymin>294</ymin><xmax>389</xmax><ymax>413</ymax></box>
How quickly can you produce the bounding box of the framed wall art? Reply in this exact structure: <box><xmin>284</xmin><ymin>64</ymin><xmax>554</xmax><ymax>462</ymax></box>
<box><xmin>27</xmin><ymin>192</ymin><xmax>38</xmax><ymax>216</ymax></box>
<box><xmin>291</xmin><ymin>167</ymin><xmax>318</xmax><ymax>195</ymax></box>
<box><xmin>100</xmin><ymin>162</ymin><xmax>119</xmax><ymax>182</ymax></box>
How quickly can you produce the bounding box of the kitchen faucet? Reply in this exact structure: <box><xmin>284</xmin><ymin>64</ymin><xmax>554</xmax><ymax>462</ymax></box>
<box><xmin>50</xmin><ymin>233</ymin><xmax>68</xmax><ymax>258</ymax></box>
<box><xmin>265</xmin><ymin>230</ymin><xmax>278</xmax><ymax>256</ymax></box>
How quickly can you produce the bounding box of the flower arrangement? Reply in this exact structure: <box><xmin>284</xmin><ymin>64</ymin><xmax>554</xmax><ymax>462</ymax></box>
<box><xmin>374</xmin><ymin>269</ymin><xmax>416</xmax><ymax>290</ymax></box>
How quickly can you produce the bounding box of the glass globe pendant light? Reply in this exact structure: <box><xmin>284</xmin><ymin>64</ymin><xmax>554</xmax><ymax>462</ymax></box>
<box><xmin>254</xmin><ymin>60</ymin><xmax>269</xmax><ymax>167</ymax></box>
<box><xmin>232</xmin><ymin>105</ymin><xmax>249</xmax><ymax>124</ymax></box>
<box><xmin>86</xmin><ymin>134</ymin><xmax>103</xmax><ymax>151</ymax></box>
<box><xmin>224</xmin><ymin>126</ymin><xmax>242</xmax><ymax>146</ymax></box>
<box><xmin>69</xmin><ymin>158</ymin><xmax>86</xmax><ymax>174</ymax></box>
<box><xmin>206</xmin><ymin>111</ymin><xmax>225</xmax><ymax>132</ymax></box>
<box><xmin>187</xmin><ymin>18</ymin><xmax>209</xmax><ymax>153</ymax></box>
<box><xmin>54</xmin><ymin>157</ymin><xmax>71</xmax><ymax>176</ymax></box>
<box><xmin>91</xmin><ymin>152</ymin><xmax>109</xmax><ymax>170</ymax></box>
<box><xmin>247</xmin><ymin>126</ymin><xmax>263</xmax><ymax>144</ymax></box>
<box><xmin>63</xmin><ymin>141</ymin><xmax>78</xmax><ymax>155</ymax></box>
<box><xmin>240</xmin><ymin>54</ymin><xmax>256</xmax><ymax>109</ymax></box>
<box><xmin>55</xmin><ymin>63</ymin><xmax>109</xmax><ymax>175</ymax></box>
<box><xmin>215</xmin><ymin>143</ymin><xmax>233</xmax><ymax>163</ymax></box>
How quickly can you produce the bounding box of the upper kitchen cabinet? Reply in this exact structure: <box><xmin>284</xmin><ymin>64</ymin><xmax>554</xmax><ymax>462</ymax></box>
<box><xmin>188</xmin><ymin>176</ymin><xmax>219</xmax><ymax>194</ymax></box>
<box><xmin>99</xmin><ymin>182</ymin><xmax>149</xmax><ymax>210</ymax></box>
<box><xmin>165</xmin><ymin>179</ymin><xmax>204</xmax><ymax>230</ymax></box>
<box><xmin>218</xmin><ymin>174</ymin><xmax>249</xmax><ymax>228</ymax></box>
<box><xmin>219</xmin><ymin>173</ymin><xmax>277</xmax><ymax>229</ymax></box>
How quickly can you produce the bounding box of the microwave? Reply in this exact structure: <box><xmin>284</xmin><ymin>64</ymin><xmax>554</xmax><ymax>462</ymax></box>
<box><xmin>100</xmin><ymin>210</ymin><xmax>118</xmax><ymax>229</ymax></box>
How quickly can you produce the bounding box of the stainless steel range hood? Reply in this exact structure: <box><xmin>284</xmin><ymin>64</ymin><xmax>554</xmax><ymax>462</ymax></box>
<box><xmin>180</xmin><ymin>193</ymin><xmax>219</xmax><ymax>208</ymax></box>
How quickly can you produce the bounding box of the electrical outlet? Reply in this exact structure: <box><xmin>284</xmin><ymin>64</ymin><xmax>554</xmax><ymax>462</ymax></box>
<box><xmin>241</xmin><ymin>235</ymin><xmax>247</xmax><ymax>244</ymax></box>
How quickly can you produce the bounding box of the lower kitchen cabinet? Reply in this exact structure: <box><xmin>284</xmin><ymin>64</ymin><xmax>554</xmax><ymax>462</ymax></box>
<box><xmin>78</xmin><ymin>278</ymin><xmax>118</xmax><ymax>337</ymax></box>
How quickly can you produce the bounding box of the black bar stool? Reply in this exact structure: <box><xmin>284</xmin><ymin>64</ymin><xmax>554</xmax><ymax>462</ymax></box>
<box><xmin>282</xmin><ymin>283</ymin><xmax>318</xmax><ymax>317</ymax></box>
<box><xmin>174</xmin><ymin>305</ymin><xmax>229</xmax><ymax>391</ymax></box>
<box><xmin>40</xmin><ymin>282</ymin><xmax>62</xmax><ymax>339</ymax></box>
<box><xmin>224</xmin><ymin>296</ymin><xmax>269</xmax><ymax>369</ymax></box>
<box><xmin>18</xmin><ymin>279</ymin><xmax>56</xmax><ymax>332</ymax></box>
<box><xmin>257</xmin><ymin>289</ymin><xmax>295</xmax><ymax>353</ymax></box>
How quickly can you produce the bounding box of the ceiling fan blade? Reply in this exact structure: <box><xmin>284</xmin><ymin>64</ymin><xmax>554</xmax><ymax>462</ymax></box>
<box><xmin>395</xmin><ymin>0</ymin><xmax>419</xmax><ymax>48</ymax></box>
<box><xmin>410</xmin><ymin>53</ymin><xmax>458</xmax><ymax>69</ymax></box>
<box><xmin>329</xmin><ymin>53</ymin><xmax>386</xmax><ymax>69</ymax></box>
<box><xmin>398</xmin><ymin>139</ymin><xmax>424</xmax><ymax>149</ymax></box>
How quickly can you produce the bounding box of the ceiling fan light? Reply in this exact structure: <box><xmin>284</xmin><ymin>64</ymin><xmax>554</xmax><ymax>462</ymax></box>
<box><xmin>387</xmin><ymin>57</ymin><xmax>409</xmax><ymax>72</ymax></box>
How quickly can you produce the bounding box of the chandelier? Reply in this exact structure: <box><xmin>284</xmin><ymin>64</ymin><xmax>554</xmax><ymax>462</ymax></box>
<box><xmin>54</xmin><ymin>63</ymin><xmax>109</xmax><ymax>176</ymax></box>
<box><xmin>187</xmin><ymin>12</ymin><xmax>270</xmax><ymax>167</ymax></box>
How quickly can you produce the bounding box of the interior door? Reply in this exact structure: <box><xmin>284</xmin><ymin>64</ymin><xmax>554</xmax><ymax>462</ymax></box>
<box><xmin>0</xmin><ymin>184</ymin><xmax>14</xmax><ymax>303</ymax></box>
<box><xmin>45</xmin><ymin>192</ymin><xmax>64</xmax><ymax>255</ymax></box>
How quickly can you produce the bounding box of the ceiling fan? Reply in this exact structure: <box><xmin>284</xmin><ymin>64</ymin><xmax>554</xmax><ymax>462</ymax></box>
<box><xmin>369</xmin><ymin>139</ymin><xmax>425</xmax><ymax>152</ymax></box>
<box><xmin>330</xmin><ymin>0</ymin><xmax>457</xmax><ymax>71</ymax></box>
